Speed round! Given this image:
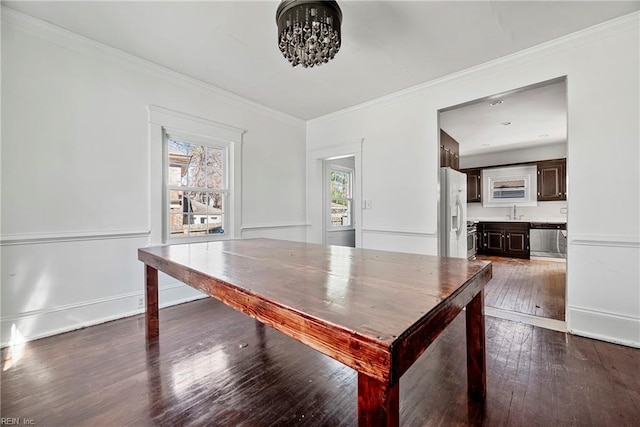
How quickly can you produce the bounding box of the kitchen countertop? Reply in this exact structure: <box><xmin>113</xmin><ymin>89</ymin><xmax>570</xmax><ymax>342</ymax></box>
<box><xmin>469</xmin><ymin>217</ymin><xmax>567</xmax><ymax>224</ymax></box>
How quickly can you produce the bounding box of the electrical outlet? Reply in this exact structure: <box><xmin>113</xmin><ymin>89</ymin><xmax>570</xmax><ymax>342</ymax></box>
<box><xmin>137</xmin><ymin>296</ymin><xmax>144</xmax><ymax>308</ymax></box>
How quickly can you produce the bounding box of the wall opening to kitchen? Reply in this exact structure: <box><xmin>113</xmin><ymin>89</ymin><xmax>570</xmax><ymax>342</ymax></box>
<box><xmin>437</xmin><ymin>77</ymin><xmax>568</xmax><ymax>329</ymax></box>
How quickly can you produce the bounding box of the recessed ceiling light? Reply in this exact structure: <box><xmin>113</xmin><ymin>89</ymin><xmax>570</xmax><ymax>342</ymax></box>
<box><xmin>490</xmin><ymin>100</ymin><xmax>504</xmax><ymax>106</ymax></box>
<box><xmin>501</xmin><ymin>121</ymin><xmax>511</xmax><ymax>126</ymax></box>
<box><xmin>538</xmin><ymin>134</ymin><xmax>549</xmax><ymax>138</ymax></box>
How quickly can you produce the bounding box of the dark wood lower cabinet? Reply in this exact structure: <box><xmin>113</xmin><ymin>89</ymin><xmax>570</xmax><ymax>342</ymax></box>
<box><xmin>478</xmin><ymin>222</ymin><xmax>530</xmax><ymax>259</ymax></box>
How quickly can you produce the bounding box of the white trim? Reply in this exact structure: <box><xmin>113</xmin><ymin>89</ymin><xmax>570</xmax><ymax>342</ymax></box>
<box><xmin>0</xmin><ymin>283</ymin><xmax>181</xmax><ymax>323</ymax></box>
<box><xmin>307</xmin><ymin>140</ymin><xmax>365</xmax><ymax>161</ymax></box>
<box><xmin>149</xmin><ymin>106</ymin><xmax>244</xmax><ymax>242</ymax></box>
<box><xmin>307</xmin><ymin>139</ymin><xmax>364</xmax><ymax>247</ymax></box>
<box><xmin>362</xmin><ymin>227</ymin><xmax>437</xmax><ymax>237</ymax></box>
<box><xmin>0</xmin><ymin>283</ymin><xmax>206</xmax><ymax>348</ymax></box>
<box><xmin>149</xmin><ymin>105</ymin><xmax>246</xmax><ymax>142</ymax></box>
<box><xmin>1</xmin><ymin>6</ymin><xmax>304</xmax><ymax>127</ymax></box>
<box><xmin>567</xmin><ymin>305</ymin><xmax>640</xmax><ymax>348</ymax></box>
<box><xmin>569</xmin><ymin>234</ymin><xmax>640</xmax><ymax>248</ymax></box>
<box><xmin>240</xmin><ymin>222</ymin><xmax>309</xmax><ymax>231</ymax></box>
<box><xmin>0</xmin><ymin>229</ymin><xmax>150</xmax><ymax>246</ymax></box>
<box><xmin>485</xmin><ymin>306</ymin><xmax>567</xmax><ymax>333</ymax></box>
<box><xmin>308</xmin><ymin>11</ymin><xmax>640</xmax><ymax>126</ymax></box>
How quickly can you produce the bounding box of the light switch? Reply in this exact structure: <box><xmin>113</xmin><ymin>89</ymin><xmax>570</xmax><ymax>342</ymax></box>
<box><xmin>365</xmin><ymin>200</ymin><xmax>373</xmax><ymax>209</ymax></box>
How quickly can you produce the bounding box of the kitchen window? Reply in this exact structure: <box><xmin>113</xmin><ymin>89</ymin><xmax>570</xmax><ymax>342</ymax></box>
<box><xmin>482</xmin><ymin>165</ymin><xmax>538</xmax><ymax>207</ymax></box>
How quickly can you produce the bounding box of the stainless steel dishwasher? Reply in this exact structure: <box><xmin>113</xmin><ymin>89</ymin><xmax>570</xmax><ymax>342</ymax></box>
<box><xmin>529</xmin><ymin>222</ymin><xmax>567</xmax><ymax>258</ymax></box>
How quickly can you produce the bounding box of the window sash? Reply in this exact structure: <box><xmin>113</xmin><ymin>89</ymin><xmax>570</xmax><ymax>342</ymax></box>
<box><xmin>328</xmin><ymin>166</ymin><xmax>354</xmax><ymax>230</ymax></box>
<box><xmin>330</xmin><ymin>197</ymin><xmax>353</xmax><ymax>228</ymax></box>
<box><xmin>164</xmin><ymin>133</ymin><xmax>230</xmax><ymax>241</ymax></box>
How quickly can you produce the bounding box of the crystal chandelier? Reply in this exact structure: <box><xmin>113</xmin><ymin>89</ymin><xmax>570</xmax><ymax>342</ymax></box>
<box><xmin>276</xmin><ymin>0</ymin><xmax>342</xmax><ymax>68</ymax></box>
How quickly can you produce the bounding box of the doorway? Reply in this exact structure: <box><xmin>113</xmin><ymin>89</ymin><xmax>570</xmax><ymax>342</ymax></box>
<box><xmin>437</xmin><ymin>77</ymin><xmax>568</xmax><ymax>329</ymax></box>
<box><xmin>307</xmin><ymin>139</ymin><xmax>363</xmax><ymax>247</ymax></box>
<box><xmin>324</xmin><ymin>156</ymin><xmax>356</xmax><ymax>247</ymax></box>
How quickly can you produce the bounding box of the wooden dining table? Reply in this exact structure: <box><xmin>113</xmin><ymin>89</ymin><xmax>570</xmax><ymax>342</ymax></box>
<box><xmin>138</xmin><ymin>238</ymin><xmax>492</xmax><ymax>426</ymax></box>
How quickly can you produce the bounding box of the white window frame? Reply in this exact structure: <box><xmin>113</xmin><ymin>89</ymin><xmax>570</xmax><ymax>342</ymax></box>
<box><xmin>326</xmin><ymin>164</ymin><xmax>355</xmax><ymax>230</ymax></box>
<box><xmin>148</xmin><ymin>106</ymin><xmax>244</xmax><ymax>244</ymax></box>
<box><xmin>482</xmin><ymin>165</ymin><xmax>538</xmax><ymax>207</ymax></box>
<box><xmin>165</xmin><ymin>131</ymin><xmax>229</xmax><ymax>241</ymax></box>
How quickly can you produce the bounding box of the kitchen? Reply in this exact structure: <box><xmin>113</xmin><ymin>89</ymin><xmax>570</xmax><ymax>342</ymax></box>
<box><xmin>440</xmin><ymin>78</ymin><xmax>567</xmax><ymax>328</ymax></box>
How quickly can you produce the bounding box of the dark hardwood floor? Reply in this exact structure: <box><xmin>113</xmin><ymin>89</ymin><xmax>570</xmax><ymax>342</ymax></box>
<box><xmin>2</xmin><ymin>298</ymin><xmax>639</xmax><ymax>426</ymax></box>
<box><xmin>478</xmin><ymin>255</ymin><xmax>566</xmax><ymax>321</ymax></box>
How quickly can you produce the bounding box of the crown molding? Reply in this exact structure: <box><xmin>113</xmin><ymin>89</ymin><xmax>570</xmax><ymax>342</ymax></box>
<box><xmin>308</xmin><ymin>11</ymin><xmax>640</xmax><ymax>126</ymax></box>
<box><xmin>0</xmin><ymin>6</ymin><xmax>305</xmax><ymax>129</ymax></box>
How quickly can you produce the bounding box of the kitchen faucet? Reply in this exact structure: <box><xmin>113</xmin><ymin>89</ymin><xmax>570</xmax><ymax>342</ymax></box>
<box><xmin>513</xmin><ymin>205</ymin><xmax>517</xmax><ymax>219</ymax></box>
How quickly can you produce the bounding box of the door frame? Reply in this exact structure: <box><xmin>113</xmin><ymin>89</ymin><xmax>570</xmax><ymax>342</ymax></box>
<box><xmin>307</xmin><ymin>139</ymin><xmax>363</xmax><ymax>247</ymax></box>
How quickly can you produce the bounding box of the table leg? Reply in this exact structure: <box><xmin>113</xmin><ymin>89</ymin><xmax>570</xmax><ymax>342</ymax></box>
<box><xmin>357</xmin><ymin>373</ymin><xmax>399</xmax><ymax>427</ymax></box>
<box><xmin>465</xmin><ymin>289</ymin><xmax>486</xmax><ymax>400</ymax></box>
<box><xmin>146</xmin><ymin>264</ymin><xmax>159</xmax><ymax>342</ymax></box>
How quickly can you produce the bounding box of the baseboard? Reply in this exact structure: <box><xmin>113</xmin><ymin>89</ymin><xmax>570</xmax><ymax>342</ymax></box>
<box><xmin>0</xmin><ymin>283</ymin><xmax>206</xmax><ymax>348</ymax></box>
<box><xmin>485</xmin><ymin>306</ymin><xmax>567</xmax><ymax>332</ymax></box>
<box><xmin>567</xmin><ymin>306</ymin><xmax>640</xmax><ymax>348</ymax></box>
<box><xmin>530</xmin><ymin>256</ymin><xmax>566</xmax><ymax>263</ymax></box>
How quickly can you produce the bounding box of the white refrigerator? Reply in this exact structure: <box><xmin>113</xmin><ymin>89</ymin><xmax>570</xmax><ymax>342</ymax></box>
<box><xmin>440</xmin><ymin>167</ymin><xmax>468</xmax><ymax>258</ymax></box>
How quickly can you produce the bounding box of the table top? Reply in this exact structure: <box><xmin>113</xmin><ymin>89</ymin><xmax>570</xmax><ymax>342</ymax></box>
<box><xmin>139</xmin><ymin>238</ymin><xmax>490</xmax><ymax>347</ymax></box>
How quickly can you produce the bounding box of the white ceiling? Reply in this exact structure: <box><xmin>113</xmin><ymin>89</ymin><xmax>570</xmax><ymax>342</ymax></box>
<box><xmin>440</xmin><ymin>79</ymin><xmax>567</xmax><ymax>156</ymax></box>
<box><xmin>4</xmin><ymin>0</ymin><xmax>638</xmax><ymax>122</ymax></box>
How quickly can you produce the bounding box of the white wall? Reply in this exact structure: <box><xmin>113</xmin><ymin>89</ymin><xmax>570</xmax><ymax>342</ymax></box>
<box><xmin>307</xmin><ymin>100</ymin><xmax>439</xmax><ymax>255</ymax></box>
<box><xmin>460</xmin><ymin>142</ymin><xmax>567</xmax><ymax>169</ymax></box>
<box><xmin>0</xmin><ymin>10</ymin><xmax>307</xmax><ymax>345</ymax></box>
<box><xmin>307</xmin><ymin>13</ymin><xmax>640</xmax><ymax>347</ymax></box>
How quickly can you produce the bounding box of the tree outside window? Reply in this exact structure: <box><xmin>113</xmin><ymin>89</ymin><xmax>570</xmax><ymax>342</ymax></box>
<box><xmin>168</xmin><ymin>138</ymin><xmax>227</xmax><ymax>237</ymax></box>
<box><xmin>330</xmin><ymin>168</ymin><xmax>353</xmax><ymax>227</ymax></box>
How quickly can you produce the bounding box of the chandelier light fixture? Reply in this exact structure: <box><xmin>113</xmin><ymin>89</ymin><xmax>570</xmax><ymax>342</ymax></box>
<box><xmin>276</xmin><ymin>0</ymin><xmax>342</xmax><ymax>68</ymax></box>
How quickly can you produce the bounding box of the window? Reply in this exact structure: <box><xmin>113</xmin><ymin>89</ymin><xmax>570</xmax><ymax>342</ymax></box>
<box><xmin>167</xmin><ymin>136</ymin><xmax>227</xmax><ymax>238</ymax></box>
<box><xmin>482</xmin><ymin>165</ymin><xmax>538</xmax><ymax>207</ymax></box>
<box><xmin>492</xmin><ymin>178</ymin><xmax>526</xmax><ymax>200</ymax></box>
<box><xmin>328</xmin><ymin>166</ymin><xmax>353</xmax><ymax>228</ymax></box>
<box><xmin>148</xmin><ymin>105</ymin><xmax>244</xmax><ymax>243</ymax></box>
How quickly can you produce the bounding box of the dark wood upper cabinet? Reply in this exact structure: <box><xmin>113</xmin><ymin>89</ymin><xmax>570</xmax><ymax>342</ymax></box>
<box><xmin>461</xmin><ymin>168</ymin><xmax>482</xmax><ymax>203</ymax></box>
<box><xmin>537</xmin><ymin>159</ymin><xmax>566</xmax><ymax>201</ymax></box>
<box><xmin>440</xmin><ymin>129</ymin><xmax>460</xmax><ymax>171</ymax></box>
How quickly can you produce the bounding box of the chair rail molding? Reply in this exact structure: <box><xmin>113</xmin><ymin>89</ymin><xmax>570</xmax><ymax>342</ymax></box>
<box><xmin>0</xmin><ymin>229</ymin><xmax>150</xmax><ymax>246</ymax></box>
